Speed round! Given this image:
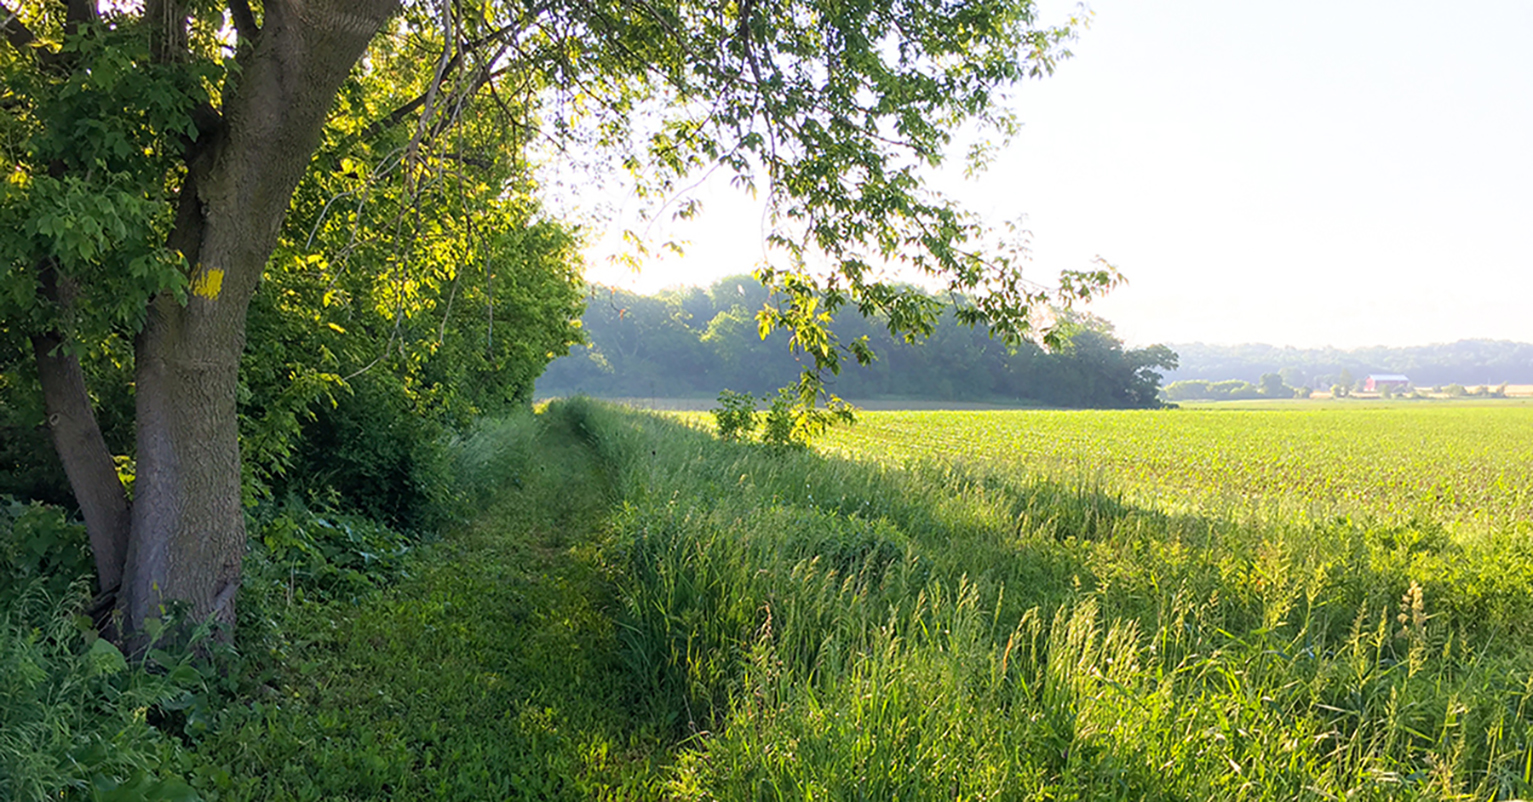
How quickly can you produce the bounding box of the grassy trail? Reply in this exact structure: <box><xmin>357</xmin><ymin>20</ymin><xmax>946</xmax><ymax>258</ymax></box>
<box><xmin>195</xmin><ymin>418</ymin><xmax>659</xmax><ymax>800</ymax></box>
<box><xmin>180</xmin><ymin>401</ymin><xmax>1533</xmax><ymax>800</ymax></box>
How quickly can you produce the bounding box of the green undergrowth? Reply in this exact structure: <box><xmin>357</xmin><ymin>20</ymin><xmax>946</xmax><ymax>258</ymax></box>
<box><xmin>7</xmin><ymin>399</ymin><xmax>1533</xmax><ymax>799</ymax></box>
<box><xmin>176</xmin><ymin>407</ymin><xmax>667</xmax><ymax>800</ymax></box>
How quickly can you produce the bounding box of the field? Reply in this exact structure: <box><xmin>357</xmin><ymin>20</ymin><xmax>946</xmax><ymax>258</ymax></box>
<box><xmin>565</xmin><ymin>401</ymin><xmax>1533</xmax><ymax>799</ymax></box>
<box><xmin>815</xmin><ymin>406</ymin><xmax>1533</xmax><ymax>528</ymax></box>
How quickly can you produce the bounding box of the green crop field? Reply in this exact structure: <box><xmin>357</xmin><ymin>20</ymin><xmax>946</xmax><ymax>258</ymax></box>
<box><xmin>601</xmin><ymin>402</ymin><xmax>1533</xmax><ymax>799</ymax></box>
<box><xmin>816</xmin><ymin>406</ymin><xmax>1533</xmax><ymax>529</ymax></box>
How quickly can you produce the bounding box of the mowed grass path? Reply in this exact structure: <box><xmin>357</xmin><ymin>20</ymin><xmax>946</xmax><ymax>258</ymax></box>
<box><xmin>192</xmin><ymin>419</ymin><xmax>664</xmax><ymax>800</ymax></box>
<box><xmin>814</xmin><ymin>405</ymin><xmax>1533</xmax><ymax>527</ymax></box>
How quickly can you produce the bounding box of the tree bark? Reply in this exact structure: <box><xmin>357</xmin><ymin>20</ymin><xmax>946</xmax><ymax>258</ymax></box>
<box><xmin>119</xmin><ymin>0</ymin><xmax>399</xmax><ymax>637</ymax></box>
<box><xmin>31</xmin><ymin>329</ymin><xmax>130</xmax><ymax>594</ymax></box>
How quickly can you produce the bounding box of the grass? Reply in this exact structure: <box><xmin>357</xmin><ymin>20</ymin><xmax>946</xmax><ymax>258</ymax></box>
<box><xmin>11</xmin><ymin>400</ymin><xmax>1533</xmax><ymax>799</ymax></box>
<box><xmin>179</xmin><ymin>411</ymin><xmax>669</xmax><ymax>800</ymax></box>
<box><xmin>813</xmin><ymin>406</ymin><xmax>1533</xmax><ymax>529</ymax></box>
<box><xmin>603</xmin><ymin>404</ymin><xmax>1533</xmax><ymax>799</ymax></box>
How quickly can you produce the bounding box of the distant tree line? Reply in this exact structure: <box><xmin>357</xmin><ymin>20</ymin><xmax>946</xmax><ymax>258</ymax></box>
<box><xmin>1163</xmin><ymin>373</ymin><xmax>1304</xmax><ymax>402</ymax></box>
<box><xmin>1164</xmin><ymin>341</ymin><xmax>1533</xmax><ymax>387</ymax></box>
<box><xmin>537</xmin><ymin>278</ymin><xmax>1178</xmax><ymax>408</ymax></box>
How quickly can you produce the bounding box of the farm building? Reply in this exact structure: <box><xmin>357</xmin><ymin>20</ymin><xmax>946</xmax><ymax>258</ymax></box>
<box><xmin>1364</xmin><ymin>374</ymin><xmax>1411</xmax><ymax>392</ymax></box>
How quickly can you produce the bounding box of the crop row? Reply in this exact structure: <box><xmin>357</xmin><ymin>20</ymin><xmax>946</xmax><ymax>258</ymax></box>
<box><xmin>815</xmin><ymin>406</ymin><xmax>1533</xmax><ymax>528</ymax></box>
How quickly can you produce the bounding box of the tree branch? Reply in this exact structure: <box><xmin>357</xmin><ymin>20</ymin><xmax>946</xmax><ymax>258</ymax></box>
<box><xmin>0</xmin><ymin>1</ymin><xmax>61</xmax><ymax>68</ymax></box>
<box><xmin>359</xmin><ymin>18</ymin><xmax>526</xmax><ymax>140</ymax></box>
<box><xmin>65</xmin><ymin>0</ymin><xmax>97</xmax><ymax>27</ymax></box>
<box><xmin>0</xmin><ymin>1</ymin><xmax>34</xmax><ymax>50</ymax></box>
<box><xmin>143</xmin><ymin>0</ymin><xmax>189</xmax><ymax>63</ymax></box>
<box><xmin>229</xmin><ymin>0</ymin><xmax>260</xmax><ymax>43</ymax></box>
<box><xmin>31</xmin><ymin>268</ymin><xmax>132</xmax><ymax>594</ymax></box>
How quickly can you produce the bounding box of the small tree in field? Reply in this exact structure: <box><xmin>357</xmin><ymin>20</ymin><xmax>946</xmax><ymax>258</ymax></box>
<box><xmin>712</xmin><ymin>391</ymin><xmax>759</xmax><ymax>442</ymax></box>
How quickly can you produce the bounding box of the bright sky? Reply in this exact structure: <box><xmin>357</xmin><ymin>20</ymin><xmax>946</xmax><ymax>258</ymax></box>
<box><xmin>580</xmin><ymin>0</ymin><xmax>1533</xmax><ymax>349</ymax></box>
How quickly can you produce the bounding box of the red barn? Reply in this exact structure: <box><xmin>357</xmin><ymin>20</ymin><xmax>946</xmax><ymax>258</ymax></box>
<box><xmin>1363</xmin><ymin>374</ymin><xmax>1410</xmax><ymax>392</ymax></box>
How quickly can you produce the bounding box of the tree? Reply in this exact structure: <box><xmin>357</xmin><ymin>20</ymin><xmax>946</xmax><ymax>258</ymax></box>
<box><xmin>1258</xmin><ymin>372</ymin><xmax>1286</xmax><ymax>396</ymax></box>
<box><xmin>2</xmin><ymin>0</ymin><xmax>1107</xmax><ymax>641</ymax></box>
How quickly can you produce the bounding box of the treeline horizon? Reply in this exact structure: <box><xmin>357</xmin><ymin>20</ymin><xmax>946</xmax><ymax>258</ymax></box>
<box><xmin>1164</xmin><ymin>340</ymin><xmax>1533</xmax><ymax>387</ymax></box>
<box><xmin>537</xmin><ymin>277</ymin><xmax>1178</xmax><ymax>409</ymax></box>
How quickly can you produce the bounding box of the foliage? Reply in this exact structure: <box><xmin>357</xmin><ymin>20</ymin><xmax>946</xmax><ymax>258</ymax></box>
<box><xmin>580</xmin><ymin>403</ymin><xmax>1533</xmax><ymax>798</ymax></box>
<box><xmin>1164</xmin><ymin>378</ymin><xmax>1264</xmax><ymax>401</ymax></box>
<box><xmin>5</xmin><ymin>0</ymin><xmax>1120</xmax><ymax>638</ymax></box>
<box><xmin>543</xmin><ymin>280</ymin><xmax>1177</xmax><ymax>408</ymax></box>
<box><xmin>0</xmin><ymin>497</ymin><xmax>93</xmax><ymax>606</ymax></box>
<box><xmin>1258</xmin><ymin>371</ymin><xmax>1287</xmax><ymax>395</ymax></box>
<box><xmin>0</xmin><ymin>13</ymin><xmax>214</xmax><ymax>349</ymax></box>
<box><xmin>0</xmin><ymin>581</ymin><xmax>216</xmax><ymax>802</ymax></box>
<box><xmin>18</xmin><ymin>400</ymin><xmax>1519</xmax><ymax>799</ymax></box>
<box><xmin>242</xmin><ymin>502</ymin><xmax>421</xmax><ymax>608</ymax></box>
<box><xmin>0</xmin><ymin>6</ymin><xmax>587</xmax><ymax>534</ymax></box>
<box><xmin>229</xmin><ymin>19</ymin><xmax>587</xmax><ymax>524</ymax></box>
<box><xmin>710</xmin><ymin>390</ymin><xmax>759</xmax><ymax>443</ymax></box>
<box><xmin>760</xmin><ymin>389</ymin><xmax>799</xmax><ymax>447</ymax></box>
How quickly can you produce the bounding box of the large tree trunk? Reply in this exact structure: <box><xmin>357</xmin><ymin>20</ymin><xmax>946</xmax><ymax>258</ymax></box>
<box><xmin>118</xmin><ymin>0</ymin><xmax>399</xmax><ymax>637</ymax></box>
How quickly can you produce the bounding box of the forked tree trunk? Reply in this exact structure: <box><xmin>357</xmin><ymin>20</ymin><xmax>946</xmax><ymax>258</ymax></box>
<box><xmin>115</xmin><ymin>0</ymin><xmax>399</xmax><ymax>637</ymax></box>
<box><xmin>32</xmin><ymin>327</ymin><xmax>131</xmax><ymax>594</ymax></box>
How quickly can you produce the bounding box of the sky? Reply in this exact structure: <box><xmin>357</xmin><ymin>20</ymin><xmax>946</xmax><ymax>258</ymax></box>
<box><xmin>579</xmin><ymin>0</ymin><xmax>1533</xmax><ymax>349</ymax></box>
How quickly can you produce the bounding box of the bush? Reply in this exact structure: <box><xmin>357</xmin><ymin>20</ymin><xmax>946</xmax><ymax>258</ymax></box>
<box><xmin>711</xmin><ymin>390</ymin><xmax>758</xmax><ymax>442</ymax></box>
<box><xmin>276</xmin><ymin>374</ymin><xmax>456</xmax><ymax>533</ymax></box>
<box><xmin>243</xmin><ymin>500</ymin><xmax>421</xmax><ymax>608</ymax></box>
<box><xmin>760</xmin><ymin>389</ymin><xmax>798</xmax><ymax>447</ymax></box>
<box><xmin>0</xmin><ymin>498</ymin><xmax>93</xmax><ymax>608</ymax></box>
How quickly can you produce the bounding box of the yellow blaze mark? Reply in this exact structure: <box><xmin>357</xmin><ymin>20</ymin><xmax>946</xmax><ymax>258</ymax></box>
<box><xmin>191</xmin><ymin>269</ymin><xmax>224</xmax><ymax>300</ymax></box>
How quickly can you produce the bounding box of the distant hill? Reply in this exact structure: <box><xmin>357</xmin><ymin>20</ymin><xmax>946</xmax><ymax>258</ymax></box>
<box><xmin>1163</xmin><ymin>340</ymin><xmax>1533</xmax><ymax>387</ymax></box>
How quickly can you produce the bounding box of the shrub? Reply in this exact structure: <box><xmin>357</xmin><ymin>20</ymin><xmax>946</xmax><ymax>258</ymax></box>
<box><xmin>760</xmin><ymin>389</ymin><xmax>798</xmax><ymax>447</ymax></box>
<box><xmin>711</xmin><ymin>390</ymin><xmax>758</xmax><ymax>442</ymax></box>
<box><xmin>0</xmin><ymin>498</ymin><xmax>93</xmax><ymax>608</ymax></box>
<box><xmin>243</xmin><ymin>500</ymin><xmax>421</xmax><ymax>607</ymax></box>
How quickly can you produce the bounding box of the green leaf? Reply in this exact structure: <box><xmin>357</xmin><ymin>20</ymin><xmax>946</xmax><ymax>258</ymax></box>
<box><xmin>85</xmin><ymin>638</ymin><xmax>128</xmax><ymax>676</ymax></box>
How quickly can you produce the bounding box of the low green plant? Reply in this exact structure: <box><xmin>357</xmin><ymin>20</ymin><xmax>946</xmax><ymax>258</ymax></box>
<box><xmin>1</xmin><ymin>582</ymin><xmax>212</xmax><ymax>801</ymax></box>
<box><xmin>575</xmin><ymin>405</ymin><xmax>1533</xmax><ymax>799</ymax></box>
<box><xmin>243</xmin><ymin>501</ymin><xmax>420</xmax><ymax>607</ymax></box>
<box><xmin>711</xmin><ymin>389</ymin><xmax>758</xmax><ymax>442</ymax></box>
<box><xmin>1</xmin><ymin>497</ymin><xmax>94</xmax><ymax>607</ymax></box>
<box><xmin>760</xmin><ymin>389</ymin><xmax>797</xmax><ymax>447</ymax></box>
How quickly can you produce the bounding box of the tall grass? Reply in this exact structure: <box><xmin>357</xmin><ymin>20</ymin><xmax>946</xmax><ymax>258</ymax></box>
<box><xmin>0</xmin><ymin>580</ymin><xmax>203</xmax><ymax>801</ymax></box>
<box><xmin>570</xmin><ymin>404</ymin><xmax>1533</xmax><ymax>799</ymax></box>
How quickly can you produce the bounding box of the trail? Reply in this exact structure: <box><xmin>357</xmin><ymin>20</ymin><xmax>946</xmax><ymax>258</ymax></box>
<box><xmin>198</xmin><ymin>416</ymin><xmax>660</xmax><ymax>800</ymax></box>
